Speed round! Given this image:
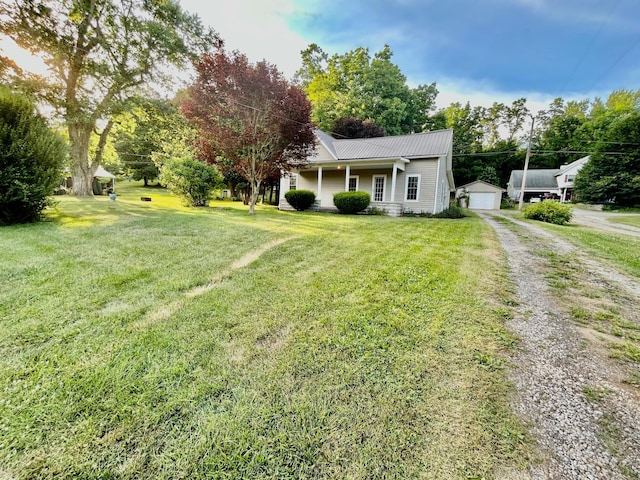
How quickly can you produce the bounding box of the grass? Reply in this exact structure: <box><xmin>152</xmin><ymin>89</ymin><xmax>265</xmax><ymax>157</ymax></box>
<box><xmin>608</xmin><ymin>216</ymin><xmax>640</xmax><ymax>228</ymax></box>
<box><xmin>582</xmin><ymin>385</ymin><xmax>612</xmax><ymax>403</ymax></box>
<box><xmin>0</xmin><ymin>183</ymin><xmax>531</xmax><ymax>479</ymax></box>
<box><xmin>520</xmin><ymin>219</ymin><xmax>640</xmax><ymax>279</ymax></box>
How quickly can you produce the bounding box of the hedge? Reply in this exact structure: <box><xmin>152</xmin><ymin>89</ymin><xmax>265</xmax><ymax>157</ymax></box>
<box><xmin>284</xmin><ymin>189</ymin><xmax>316</xmax><ymax>211</ymax></box>
<box><xmin>333</xmin><ymin>191</ymin><xmax>371</xmax><ymax>214</ymax></box>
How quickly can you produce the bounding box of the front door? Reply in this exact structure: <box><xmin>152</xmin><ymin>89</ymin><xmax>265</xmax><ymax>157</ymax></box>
<box><xmin>372</xmin><ymin>175</ymin><xmax>386</xmax><ymax>202</ymax></box>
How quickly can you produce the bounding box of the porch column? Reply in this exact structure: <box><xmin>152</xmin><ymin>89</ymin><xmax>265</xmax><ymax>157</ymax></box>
<box><xmin>390</xmin><ymin>163</ymin><xmax>398</xmax><ymax>202</ymax></box>
<box><xmin>317</xmin><ymin>166</ymin><xmax>323</xmax><ymax>206</ymax></box>
<box><xmin>344</xmin><ymin>165</ymin><xmax>350</xmax><ymax>191</ymax></box>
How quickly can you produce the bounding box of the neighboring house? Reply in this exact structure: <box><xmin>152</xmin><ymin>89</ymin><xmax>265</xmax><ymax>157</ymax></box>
<box><xmin>556</xmin><ymin>156</ymin><xmax>589</xmax><ymax>202</ymax></box>
<box><xmin>455</xmin><ymin>180</ymin><xmax>505</xmax><ymax>210</ymax></box>
<box><xmin>279</xmin><ymin>129</ymin><xmax>455</xmax><ymax>216</ymax></box>
<box><xmin>507</xmin><ymin>169</ymin><xmax>560</xmax><ymax>201</ymax></box>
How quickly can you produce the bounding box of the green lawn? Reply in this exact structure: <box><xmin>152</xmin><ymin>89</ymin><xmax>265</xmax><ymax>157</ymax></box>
<box><xmin>0</xmin><ymin>184</ymin><xmax>529</xmax><ymax>479</ymax></box>
<box><xmin>608</xmin><ymin>215</ymin><xmax>640</xmax><ymax>228</ymax></box>
<box><xmin>520</xmin><ymin>219</ymin><xmax>640</xmax><ymax>279</ymax></box>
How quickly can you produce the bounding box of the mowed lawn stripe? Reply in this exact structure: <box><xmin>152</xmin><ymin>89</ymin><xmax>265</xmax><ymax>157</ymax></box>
<box><xmin>0</xmin><ymin>192</ymin><xmax>530</xmax><ymax>479</ymax></box>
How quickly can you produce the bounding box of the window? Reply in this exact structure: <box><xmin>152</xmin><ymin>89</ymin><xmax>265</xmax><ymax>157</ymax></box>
<box><xmin>372</xmin><ymin>175</ymin><xmax>386</xmax><ymax>202</ymax></box>
<box><xmin>567</xmin><ymin>175</ymin><xmax>575</xmax><ymax>183</ymax></box>
<box><xmin>289</xmin><ymin>174</ymin><xmax>297</xmax><ymax>190</ymax></box>
<box><xmin>348</xmin><ymin>175</ymin><xmax>359</xmax><ymax>192</ymax></box>
<box><xmin>405</xmin><ymin>174</ymin><xmax>420</xmax><ymax>201</ymax></box>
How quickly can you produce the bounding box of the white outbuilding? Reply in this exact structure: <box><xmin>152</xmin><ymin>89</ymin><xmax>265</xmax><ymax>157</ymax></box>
<box><xmin>456</xmin><ymin>180</ymin><xmax>505</xmax><ymax>210</ymax></box>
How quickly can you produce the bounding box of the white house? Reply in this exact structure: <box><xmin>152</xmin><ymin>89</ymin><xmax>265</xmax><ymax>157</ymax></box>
<box><xmin>279</xmin><ymin>129</ymin><xmax>455</xmax><ymax>216</ymax></box>
<box><xmin>556</xmin><ymin>156</ymin><xmax>589</xmax><ymax>202</ymax></box>
<box><xmin>507</xmin><ymin>169</ymin><xmax>560</xmax><ymax>201</ymax></box>
<box><xmin>456</xmin><ymin>180</ymin><xmax>505</xmax><ymax>210</ymax></box>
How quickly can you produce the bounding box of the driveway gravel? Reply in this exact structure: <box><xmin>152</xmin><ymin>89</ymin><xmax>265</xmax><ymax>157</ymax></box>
<box><xmin>479</xmin><ymin>212</ymin><xmax>640</xmax><ymax>479</ymax></box>
<box><xmin>571</xmin><ymin>208</ymin><xmax>640</xmax><ymax>238</ymax></box>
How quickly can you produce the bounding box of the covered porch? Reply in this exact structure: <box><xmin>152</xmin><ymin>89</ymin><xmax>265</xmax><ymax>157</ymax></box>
<box><xmin>283</xmin><ymin>158</ymin><xmax>409</xmax><ymax>215</ymax></box>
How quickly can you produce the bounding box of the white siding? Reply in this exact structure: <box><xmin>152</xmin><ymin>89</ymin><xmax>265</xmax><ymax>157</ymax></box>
<box><xmin>311</xmin><ymin>142</ymin><xmax>336</xmax><ymax>163</ymax></box>
<box><xmin>395</xmin><ymin>159</ymin><xmax>439</xmax><ymax>214</ymax></box>
<box><xmin>459</xmin><ymin>181</ymin><xmax>504</xmax><ymax>210</ymax></box>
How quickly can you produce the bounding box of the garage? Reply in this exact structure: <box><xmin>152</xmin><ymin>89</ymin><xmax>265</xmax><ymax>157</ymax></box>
<box><xmin>469</xmin><ymin>192</ymin><xmax>496</xmax><ymax>210</ymax></box>
<box><xmin>455</xmin><ymin>180</ymin><xmax>505</xmax><ymax>210</ymax></box>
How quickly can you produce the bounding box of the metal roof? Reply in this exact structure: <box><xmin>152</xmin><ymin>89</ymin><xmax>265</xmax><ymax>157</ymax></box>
<box><xmin>509</xmin><ymin>169</ymin><xmax>560</xmax><ymax>189</ymax></box>
<box><xmin>315</xmin><ymin>129</ymin><xmax>453</xmax><ymax>160</ymax></box>
<box><xmin>557</xmin><ymin>156</ymin><xmax>589</xmax><ymax>176</ymax></box>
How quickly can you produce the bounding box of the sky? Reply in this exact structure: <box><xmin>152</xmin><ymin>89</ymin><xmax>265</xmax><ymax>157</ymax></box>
<box><xmin>179</xmin><ymin>0</ymin><xmax>640</xmax><ymax>113</ymax></box>
<box><xmin>2</xmin><ymin>0</ymin><xmax>639</xmax><ymax>114</ymax></box>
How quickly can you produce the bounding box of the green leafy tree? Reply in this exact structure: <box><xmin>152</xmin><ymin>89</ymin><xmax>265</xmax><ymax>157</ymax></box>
<box><xmin>478</xmin><ymin>166</ymin><xmax>499</xmax><ymax>186</ymax></box>
<box><xmin>0</xmin><ymin>86</ymin><xmax>67</xmax><ymax>224</ymax></box>
<box><xmin>297</xmin><ymin>44</ymin><xmax>438</xmax><ymax>135</ymax></box>
<box><xmin>114</xmin><ymin>98</ymin><xmax>192</xmax><ymax>186</ymax></box>
<box><xmin>435</xmin><ymin>99</ymin><xmax>530</xmax><ymax>187</ymax></box>
<box><xmin>575</xmin><ymin>112</ymin><xmax>640</xmax><ymax>207</ymax></box>
<box><xmin>0</xmin><ymin>0</ymin><xmax>219</xmax><ymax>196</ymax></box>
<box><xmin>160</xmin><ymin>157</ymin><xmax>221</xmax><ymax>207</ymax></box>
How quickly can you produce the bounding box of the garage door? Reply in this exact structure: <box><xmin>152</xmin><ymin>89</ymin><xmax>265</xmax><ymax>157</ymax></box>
<box><xmin>468</xmin><ymin>192</ymin><xmax>495</xmax><ymax>210</ymax></box>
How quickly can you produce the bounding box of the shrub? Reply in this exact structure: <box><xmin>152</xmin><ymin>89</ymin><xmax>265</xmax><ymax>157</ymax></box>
<box><xmin>523</xmin><ymin>201</ymin><xmax>572</xmax><ymax>225</ymax></box>
<box><xmin>366</xmin><ymin>206</ymin><xmax>387</xmax><ymax>215</ymax></box>
<box><xmin>160</xmin><ymin>157</ymin><xmax>221</xmax><ymax>206</ymax></box>
<box><xmin>500</xmin><ymin>198</ymin><xmax>515</xmax><ymax>209</ymax></box>
<box><xmin>433</xmin><ymin>206</ymin><xmax>467</xmax><ymax>218</ymax></box>
<box><xmin>333</xmin><ymin>191</ymin><xmax>371</xmax><ymax>214</ymax></box>
<box><xmin>410</xmin><ymin>206</ymin><xmax>468</xmax><ymax>218</ymax></box>
<box><xmin>285</xmin><ymin>189</ymin><xmax>316</xmax><ymax>211</ymax></box>
<box><xmin>0</xmin><ymin>86</ymin><xmax>67</xmax><ymax>225</ymax></box>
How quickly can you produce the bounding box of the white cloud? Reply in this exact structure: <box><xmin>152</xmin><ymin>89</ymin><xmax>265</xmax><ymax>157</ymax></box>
<box><xmin>180</xmin><ymin>0</ymin><xmax>309</xmax><ymax>79</ymax></box>
<box><xmin>432</xmin><ymin>76</ymin><xmax>609</xmax><ymax>115</ymax></box>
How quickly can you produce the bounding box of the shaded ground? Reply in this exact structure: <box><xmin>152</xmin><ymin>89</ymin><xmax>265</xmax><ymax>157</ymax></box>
<box><xmin>480</xmin><ymin>212</ymin><xmax>640</xmax><ymax>479</ymax></box>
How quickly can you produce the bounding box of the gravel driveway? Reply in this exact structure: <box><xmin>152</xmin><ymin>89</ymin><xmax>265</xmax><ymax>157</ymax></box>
<box><xmin>479</xmin><ymin>212</ymin><xmax>640</xmax><ymax>479</ymax></box>
<box><xmin>571</xmin><ymin>208</ymin><xmax>640</xmax><ymax>237</ymax></box>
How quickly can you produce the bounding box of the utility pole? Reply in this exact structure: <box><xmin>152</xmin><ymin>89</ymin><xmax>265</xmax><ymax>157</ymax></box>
<box><xmin>518</xmin><ymin>116</ymin><xmax>536</xmax><ymax>210</ymax></box>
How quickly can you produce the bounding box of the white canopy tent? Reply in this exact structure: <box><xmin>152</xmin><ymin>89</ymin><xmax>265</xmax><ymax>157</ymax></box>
<box><xmin>94</xmin><ymin>166</ymin><xmax>116</xmax><ymax>192</ymax></box>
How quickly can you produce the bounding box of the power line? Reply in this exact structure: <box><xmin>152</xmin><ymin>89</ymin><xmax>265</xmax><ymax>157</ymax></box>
<box><xmin>558</xmin><ymin>0</ymin><xmax>622</xmax><ymax>93</ymax></box>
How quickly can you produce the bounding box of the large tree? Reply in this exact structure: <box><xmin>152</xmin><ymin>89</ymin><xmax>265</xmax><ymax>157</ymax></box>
<box><xmin>181</xmin><ymin>49</ymin><xmax>316</xmax><ymax>215</ymax></box>
<box><xmin>574</xmin><ymin>112</ymin><xmax>640</xmax><ymax>207</ymax></box>
<box><xmin>297</xmin><ymin>44</ymin><xmax>438</xmax><ymax>135</ymax></box>
<box><xmin>114</xmin><ymin>97</ymin><xmax>191</xmax><ymax>186</ymax></box>
<box><xmin>433</xmin><ymin>99</ymin><xmax>530</xmax><ymax>187</ymax></box>
<box><xmin>0</xmin><ymin>0</ymin><xmax>219</xmax><ymax>195</ymax></box>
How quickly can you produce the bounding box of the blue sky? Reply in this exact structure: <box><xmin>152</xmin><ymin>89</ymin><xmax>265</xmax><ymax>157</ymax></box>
<box><xmin>2</xmin><ymin>0</ymin><xmax>638</xmax><ymax>113</ymax></box>
<box><xmin>180</xmin><ymin>0</ymin><xmax>640</xmax><ymax>112</ymax></box>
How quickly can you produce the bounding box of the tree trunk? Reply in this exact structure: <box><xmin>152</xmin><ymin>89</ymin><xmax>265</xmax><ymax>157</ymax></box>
<box><xmin>248</xmin><ymin>179</ymin><xmax>261</xmax><ymax>215</ymax></box>
<box><xmin>69</xmin><ymin>124</ymin><xmax>95</xmax><ymax>196</ymax></box>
